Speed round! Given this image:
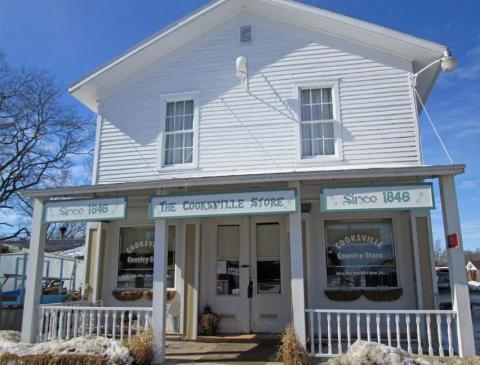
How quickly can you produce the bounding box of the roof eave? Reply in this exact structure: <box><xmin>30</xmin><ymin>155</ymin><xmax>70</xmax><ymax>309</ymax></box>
<box><xmin>21</xmin><ymin>164</ymin><xmax>465</xmax><ymax>199</ymax></box>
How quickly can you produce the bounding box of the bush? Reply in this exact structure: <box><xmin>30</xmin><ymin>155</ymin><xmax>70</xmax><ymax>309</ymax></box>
<box><xmin>123</xmin><ymin>330</ymin><xmax>154</xmax><ymax>365</ymax></box>
<box><xmin>277</xmin><ymin>324</ymin><xmax>312</xmax><ymax>365</ymax></box>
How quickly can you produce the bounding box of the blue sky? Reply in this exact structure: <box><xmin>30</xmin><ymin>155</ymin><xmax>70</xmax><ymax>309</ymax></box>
<box><xmin>1</xmin><ymin>0</ymin><xmax>479</xmax><ymax>250</ymax></box>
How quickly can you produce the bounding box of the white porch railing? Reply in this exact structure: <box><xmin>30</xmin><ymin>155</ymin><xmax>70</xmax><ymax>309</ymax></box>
<box><xmin>38</xmin><ymin>305</ymin><xmax>152</xmax><ymax>342</ymax></box>
<box><xmin>306</xmin><ymin>309</ymin><xmax>458</xmax><ymax>358</ymax></box>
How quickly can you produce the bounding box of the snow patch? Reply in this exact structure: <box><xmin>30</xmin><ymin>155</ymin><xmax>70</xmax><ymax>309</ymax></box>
<box><xmin>0</xmin><ymin>331</ymin><xmax>132</xmax><ymax>365</ymax></box>
<box><xmin>325</xmin><ymin>340</ymin><xmax>432</xmax><ymax>365</ymax></box>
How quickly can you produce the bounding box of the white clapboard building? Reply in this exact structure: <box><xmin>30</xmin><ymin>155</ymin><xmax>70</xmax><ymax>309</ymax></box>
<box><xmin>20</xmin><ymin>0</ymin><xmax>474</xmax><ymax>361</ymax></box>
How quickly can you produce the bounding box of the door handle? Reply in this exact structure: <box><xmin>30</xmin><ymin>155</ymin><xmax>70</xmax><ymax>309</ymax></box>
<box><xmin>248</xmin><ymin>280</ymin><xmax>253</xmax><ymax>298</ymax></box>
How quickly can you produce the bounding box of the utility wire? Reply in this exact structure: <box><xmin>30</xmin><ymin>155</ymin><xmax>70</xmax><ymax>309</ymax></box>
<box><xmin>412</xmin><ymin>85</ymin><xmax>454</xmax><ymax>165</ymax></box>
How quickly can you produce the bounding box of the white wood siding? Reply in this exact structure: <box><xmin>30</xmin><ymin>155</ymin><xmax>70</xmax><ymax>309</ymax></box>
<box><xmin>97</xmin><ymin>12</ymin><xmax>419</xmax><ymax>184</ymax></box>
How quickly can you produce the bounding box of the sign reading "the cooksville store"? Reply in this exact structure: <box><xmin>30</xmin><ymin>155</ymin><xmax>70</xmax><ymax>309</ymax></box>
<box><xmin>150</xmin><ymin>189</ymin><xmax>297</xmax><ymax>219</ymax></box>
<box><xmin>43</xmin><ymin>197</ymin><xmax>127</xmax><ymax>223</ymax></box>
<box><xmin>321</xmin><ymin>184</ymin><xmax>434</xmax><ymax>212</ymax></box>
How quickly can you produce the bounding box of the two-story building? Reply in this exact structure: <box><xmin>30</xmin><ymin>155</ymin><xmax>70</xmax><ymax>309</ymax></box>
<box><xmin>20</xmin><ymin>0</ymin><xmax>475</xmax><ymax>362</ymax></box>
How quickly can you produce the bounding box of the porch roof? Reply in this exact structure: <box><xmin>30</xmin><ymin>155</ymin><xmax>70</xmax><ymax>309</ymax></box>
<box><xmin>21</xmin><ymin>164</ymin><xmax>465</xmax><ymax>199</ymax></box>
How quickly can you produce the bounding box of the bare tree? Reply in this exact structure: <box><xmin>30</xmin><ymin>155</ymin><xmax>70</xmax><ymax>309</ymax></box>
<box><xmin>433</xmin><ymin>238</ymin><xmax>448</xmax><ymax>266</ymax></box>
<box><xmin>0</xmin><ymin>53</ymin><xmax>94</xmax><ymax>240</ymax></box>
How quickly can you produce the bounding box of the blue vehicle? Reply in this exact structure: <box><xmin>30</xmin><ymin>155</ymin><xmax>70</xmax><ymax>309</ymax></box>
<box><xmin>0</xmin><ymin>253</ymin><xmax>80</xmax><ymax>307</ymax></box>
<box><xmin>0</xmin><ymin>274</ymin><xmax>69</xmax><ymax>307</ymax></box>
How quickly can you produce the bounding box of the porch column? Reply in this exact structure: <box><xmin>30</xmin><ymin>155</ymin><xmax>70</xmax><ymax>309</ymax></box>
<box><xmin>92</xmin><ymin>222</ymin><xmax>106</xmax><ymax>303</ymax></box>
<box><xmin>288</xmin><ymin>181</ymin><xmax>306</xmax><ymax>345</ymax></box>
<box><xmin>439</xmin><ymin>175</ymin><xmax>475</xmax><ymax>356</ymax></box>
<box><xmin>153</xmin><ymin>219</ymin><xmax>168</xmax><ymax>364</ymax></box>
<box><xmin>21</xmin><ymin>198</ymin><xmax>47</xmax><ymax>343</ymax></box>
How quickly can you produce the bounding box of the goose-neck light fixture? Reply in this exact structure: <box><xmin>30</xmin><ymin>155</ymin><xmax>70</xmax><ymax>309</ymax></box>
<box><xmin>411</xmin><ymin>48</ymin><xmax>457</xmax><ymax>86</ymax></box>
<box><xmin>236</xmin><ymin>56</ymin><xmax>248</xmax><ymax>91</ymax></box>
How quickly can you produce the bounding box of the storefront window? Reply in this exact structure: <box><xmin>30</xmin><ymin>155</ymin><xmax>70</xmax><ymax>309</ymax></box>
<box><xmin>216</xmin><ymin>225</ymin><xmax>240</xmax><ymax>295</ymax></box>
<box><xmin>256</xmin><ymin>223</ymin><xmax>281</xmax><ymax>294</ymax></box>
<box><xmin>325</xmin><ymin>219</ymin><xmax>398</xmax><ymax>288</ymax></box>
<box><xmin>117</xmin><ymin>226</ymin><xmax>176</xmax><ymax>289</ymax></box>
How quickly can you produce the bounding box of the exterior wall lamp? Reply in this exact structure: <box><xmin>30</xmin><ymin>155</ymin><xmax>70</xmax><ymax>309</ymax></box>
<box><xmin>236</xmin><ymin>56</ymin><xmax>248</xmax><ymax>91</ymax></box>
<box><xmin>411</xmin><ymin>48</ymin><xmax>457</xmax><ymax>86</ymax></box>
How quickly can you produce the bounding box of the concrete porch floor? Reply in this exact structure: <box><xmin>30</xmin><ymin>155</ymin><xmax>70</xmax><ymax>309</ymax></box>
<box><xmin>165</xmin><ymin>334</ymin><xmax>282</xmax><ymax>364</ymax></box>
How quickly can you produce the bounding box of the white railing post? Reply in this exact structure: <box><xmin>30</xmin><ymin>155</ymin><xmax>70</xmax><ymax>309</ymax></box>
<box><xmin>437</xmin><ymin>314</ymin><xmax>444</xmax><ymax>357</ymax></box>
<box><xmin>346</xmin><ymin>314</ymin><xmax>351</xmax><ymax>348</ymax></box>
<box><xmin>89</xmin><ymin>310</ymin><xmax>94</xmax><ymax>336</ymax></box>
<box><xmin>337</xmin><ymin>314</ymin><xmax>342</xmax><ymax>354</ymax></box>
<box><xmin>309</xmin><ymin>311</ymin><xmax>314</xmax><ymax>355</ymax></box>
<box><xmin>120</xmin><ymin>311</ymin><xmax>125</xmax><ymax>340</ymax></box>
<box><xmin>406</xmin><ymin>315</ymin><xmax>412</xmax><ymax>353</ymax></box>
<box><xmin>327</xmin><ymin>313</ymin><xmax>332</xmax><ymax>355</ymax></box>
<box><xmin>73</xmin><ymin>310</ymin><xmax>79</xmax><ymax>337</ymax></box>
<box><xmin>426</xmin><ymin>314</ymin><xmax>433</xmax><ymax>356</ymax></box>
<box><xmin>395</xmin><ymin>314</ymin><xmax>400</xmax><ymax>349</ymax></box>
<box><xmin>356</xmin><ymin>314</ymin><xmax>361</xmax><ymax>342</ymax></box>
<box><xmin>66</xmin><ymin>310</ymin><xmax>72</xmax><ymax>339</ymax></box>
<box><xmin>387</xmin><ymin>314</ymin><xmax>392</xmax><ymax>347</ymax></box>
<box><xmin>416</xmin><ymin>314</ymin><xmax>423</xmax><ymax>355</ymax></box>
<box><xmin>447</xmin><ymin>314</ymin><xmax>454</xmax><ymax>357</ymax></box>
<box><xmin>38</xmin><ymin>308</ymin><xmax>45</xmax><ymax>342</ymax></box>
<box><xmin>316</xmin><ymin>313</ymin><xmax>322</xmax><ymax>356</ymax></box>
<box><xmin>128</xmin><ymin>311</ymin><xmax>133</xmax><ymax>339</ymax></box>
<box><xmin>376</xmin><ymin>314</ymin><xmax>381</xmax><ymax>343</ymax></box>
<box><xmin>366</xmin><ymin>314</ymin><xmax>371</xmax><ymax>342</ymax></box>
<box><xmin>112</xmin><ymin>311</ymin><xmax>117</xmax><ymax>339</ymax></box>
<box><xmin>105</xmin><ymin>311</ymin><xmax>109</xmax><ymax>338</ymax></box>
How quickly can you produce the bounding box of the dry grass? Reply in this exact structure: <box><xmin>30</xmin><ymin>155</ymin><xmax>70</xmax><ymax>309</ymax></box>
<box><xmin>277</xmin><ymin>324</ymin><xmax>312</xmax><ymax>365</ymax></box>
<box><xmin>418</xmin><ymin>356</ymin><xmax>480</xmax><ymax>365</ymax></box>
<box><xmin>0</xmin><ymin>353</ymin><xmax>106</xmax><ymax>365</ymax></box>
<box><xmin>123</xmin><ymin>330</ymin><xmax>154</xmax><ymax>365</ymax></box>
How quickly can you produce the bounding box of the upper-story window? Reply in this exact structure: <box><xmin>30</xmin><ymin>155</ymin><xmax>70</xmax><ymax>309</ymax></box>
<box><xmin>164</xmin><ymin>99</ymin><xmax>194</xmax><ymax>166</ymax></box>
<box><xmin>300</xmin><ymin>88</ymin><xmax>335</xmax><ymax>157</ymax></box>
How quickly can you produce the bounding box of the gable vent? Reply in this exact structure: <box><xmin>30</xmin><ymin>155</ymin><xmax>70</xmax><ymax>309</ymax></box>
<box><xmin>240</xmin><ymin>25</ymin><xmax>253</xmax><ymax>44</ymax></box>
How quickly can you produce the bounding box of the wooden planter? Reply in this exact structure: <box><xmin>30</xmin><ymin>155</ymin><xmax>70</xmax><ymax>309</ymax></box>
<box><xmin>324</xmin><ymin>289</ymin><xmax>362</xmax><ymax>302</ymax></box>
<box><xmin>324</xmin><ymin>288</ymin><xmax>403</xmax><ymax>302</ymax></box>
<box><xmin>111</xmin><ymin>289</ymin><xmax>176</xmax><ymax>301</ymax></box>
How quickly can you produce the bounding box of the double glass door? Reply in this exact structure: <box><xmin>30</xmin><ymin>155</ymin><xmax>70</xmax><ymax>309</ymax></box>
<box><xmin>204</xmin><ymin>216</ymin><xmax>290</xmax><ymax>333</ymax></box>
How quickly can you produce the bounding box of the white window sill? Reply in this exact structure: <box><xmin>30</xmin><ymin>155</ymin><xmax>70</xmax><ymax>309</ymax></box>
<box><xmin>298</xmin><ymin>155</ymin><xmax>344</xmax><ymax>165</ymax></box>
<box><xmin>158</xmin><ymin>164</ymin><xmax>199</xmax><ymax>173</ymax></box>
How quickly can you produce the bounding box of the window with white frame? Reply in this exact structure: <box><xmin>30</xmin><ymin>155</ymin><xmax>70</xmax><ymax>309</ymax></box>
<box><xmin>300</xmin><ymin>88</ymin><xmax>335</xmax><ymax>157</ymax></box>
<box><xmin>164</xmin><ymin>99</ymin><xmax>194</xmax><ymax>166</ymax></box>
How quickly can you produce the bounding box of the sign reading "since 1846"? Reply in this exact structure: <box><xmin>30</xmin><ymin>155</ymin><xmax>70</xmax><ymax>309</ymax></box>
<box><xmin>150</xmin><ymin>189</ymin><xmax>297</xmax><ymax>219</ymax></box>
<box><xmin>321</xmin><ymin>184</ymin><xmax>434</xmax><ymax>212</ymax></box>
<box><xmin>43</xmin><ymin>197</ymin><xmax>127</xmax><ymax>223</ymax></box>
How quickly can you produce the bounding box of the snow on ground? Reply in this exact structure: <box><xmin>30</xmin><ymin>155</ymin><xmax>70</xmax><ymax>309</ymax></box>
<box><xmin>0</xmin><ymin>331</ymin><xmax>132</xmax><ymax>365</ymax></box>
<box><xmin>325</xmin><ymin>340</ymin><xmax>431</xmax><ymax>365</ymax></box>
<box><xmin>469</xmin><ymin>281</ymin><xmax>480</xmax><ymax>291</ymax></box>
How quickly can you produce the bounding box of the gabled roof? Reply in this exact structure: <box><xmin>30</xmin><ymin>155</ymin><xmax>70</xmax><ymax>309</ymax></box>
<box><xmin>70</xmin><ymin>0</ymin><xmax>448</xmax><ymax>112</ymax></box>
<box><xmin>466</xmin><ymin>260</ymin><xmax>480</xmax><ymax>270</ymax></box>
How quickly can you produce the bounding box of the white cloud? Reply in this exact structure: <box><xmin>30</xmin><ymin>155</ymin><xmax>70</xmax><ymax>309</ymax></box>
<box><xmin>459</xmin><ymin>179</ymin><xmax>478</xmax><ymax>189</ymax></box>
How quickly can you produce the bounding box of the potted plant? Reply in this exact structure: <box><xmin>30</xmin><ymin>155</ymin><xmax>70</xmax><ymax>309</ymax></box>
<box><xmin>198</xmin><ymin>305</ymin><xmax>219</xmax><ymax>336</ymax></box>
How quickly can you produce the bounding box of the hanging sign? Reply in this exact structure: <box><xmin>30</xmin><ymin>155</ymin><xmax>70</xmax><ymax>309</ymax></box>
<box><xmin>149</xmin><ymin>189</ymin><xmax>297</xmax><ymax>219</ymax></box>
<box><xmin>43</xmin><ymin>197</ymin><xmax>127</xmax><ymax>223</ymax></box>
<box><xmin>321</xmin><ymin>184</ymin><xmax>434</xmax><ymax>212</ymax></box>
